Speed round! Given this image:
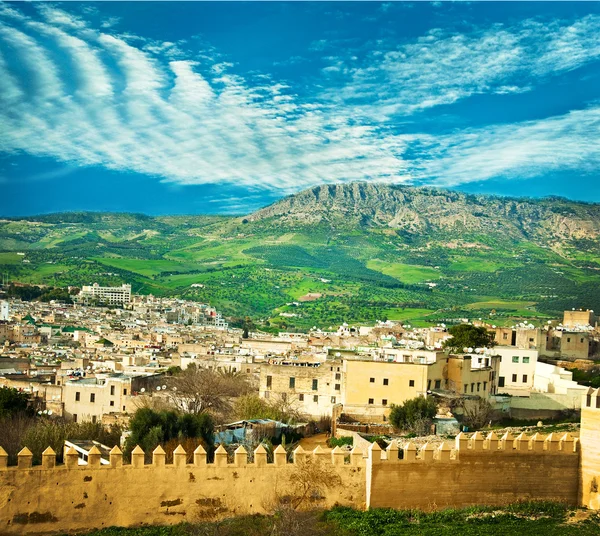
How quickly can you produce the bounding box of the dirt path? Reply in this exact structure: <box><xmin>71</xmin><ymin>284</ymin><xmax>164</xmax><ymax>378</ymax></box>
<box><xmin>298</xmin><ymin>433</ymin><xmax>330</xmax><ymax>451</ymax></box>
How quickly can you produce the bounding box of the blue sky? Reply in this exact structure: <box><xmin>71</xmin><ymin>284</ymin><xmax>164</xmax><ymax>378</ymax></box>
<box><xmin>1</xmin><ymin>1</ymin><xmax>599</xmax><ymax>216</ymax></box>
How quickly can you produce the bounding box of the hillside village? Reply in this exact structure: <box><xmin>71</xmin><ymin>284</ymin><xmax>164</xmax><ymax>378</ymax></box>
<box><xmin>0</xmin><ymin>283</ymin><xmax>597</xmax><ymax>440</ymax></box>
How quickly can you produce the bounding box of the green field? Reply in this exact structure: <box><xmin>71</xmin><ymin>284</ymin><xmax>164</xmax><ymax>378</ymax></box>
<box><xmin>1</xmin><ymin>200</ymin><xmax>600</xmax><ymax>330</ymax></box>
<box><xmin>63</xmin><ymin>502</ymin><xmax>599</xmax><ymax>536</ymax></box>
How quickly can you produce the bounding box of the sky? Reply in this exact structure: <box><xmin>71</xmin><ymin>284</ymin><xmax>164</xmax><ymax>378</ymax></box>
<box><xmin>0</xmin><ymin>1</ymin><xmax>599</xmax><ymax>216</ymax></box>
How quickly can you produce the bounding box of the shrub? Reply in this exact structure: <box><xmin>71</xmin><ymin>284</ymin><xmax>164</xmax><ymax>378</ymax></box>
<box><xmin>389</xmin><ymin>396</ymin><xmax>437</xmax><ymax>434</ymax></box>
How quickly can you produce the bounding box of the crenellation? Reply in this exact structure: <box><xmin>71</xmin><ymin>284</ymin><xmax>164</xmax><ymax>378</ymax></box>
<box><xmin>254</xmin><ymin>444</ymin><xmax>268</xmax><ymax>466</ymax></box>
<box><xmin>152</xmin><ymin>445</ymin><xmax>166</xmax><ymax>467</ymax></box>
<box><xmin>0</xmin><ymin>447</ymin><xmax>7</xmax><ymax>470</ymax></box>
<box><xmin>470</xmin><ymin>431</ymin><xmax>485</xmax><ymax>451</ymax></box>
<box><xmin>455</xmin><ymin>431</ymin><xmax>469</xmax><ymax>452</ymax></box>
<box><xmin>66</xmin><ymin>445</ymin><xmax>80</xmax><ymax>469</ymax></box>
<box><xmin>214</xmin><ymin>444</ymin><xmax>228</xmax><ymax>467</ymax></box>
<box><xmin>545</xmin><ymin>433</ymin><xmax>560</xmax><ymax>452</ymax></box>
<box><xmin>368</xmin><ymin>441</ymin><xmax>382</xmax><ymax>465</ymax></box>
<box><xmin>194</xmin><ymin>444</ymin><xmax>207</xmax><ymax>466</ymax></box>
<box><xmin>234</xmin><ymin>445</ymin><xmax>247</xmax><ymax>467</ymax></box>
<box><xmin>130</xmin><ymin>445</ymin><xmax>145</xmax><ymax>468</ymax></box>
<box><xmin>87</xmin><ymin>445</ymin><xmax>102</xmax><ymax>468</ymax></box>
<box><xmin>17</xmin><ymin>447</ymin><xmax>33</xmax><ymax>470</ymax></box>
<box><xmin>560</xmin><ymin>432</ymin><xmax>575</xmax><ymax>453</ymax></box>
<box><xmin>110</xmin><ymin>445</ymin><xmax>123</xmax><ymax>468</ymax></box>
<box><xmin>500</xmin><ymin>431</ymin><xmax>514</xmax><ymax>451</ymax></box>
<box><xmin>514</xmin><ymin>432</ymin><xmax>529</xmax><ymax>451</ymax></box>
<box><xmin>530</xmin><ymin>432</ymin><xmax>545</xmax><ymax>452</ymax></box>
<box><xmin>485</xmin><ymin>431</ymin><xmax>499</xmax><ymax>451</ymax></box>
<box><xmin>350</xmin><ymin>446</ymin><xmax>364</xmax><ymax>465</ymax></box>
<box><xmin>331</xmin><ymin>446</ymin><xmax>345</xmax><ymax>465</ymax></box>
<box><xmin>420</xmin><ymin>442</ymin><xmax>435</xmax><ymax>462</ymax></box>
<box><xmin>173</xmin><ymin>444</ymin><xmax>187</xmax><ymax>467</ymax></box>
<box><xmin>273</xmin><ymin>444</ymin><xmax>287</xmax><ymax>466</ymax></box>
<box><xmin>293</xmin><ymin>445</ymin><xmax>307</xmax><ymax>464</ymax></box>
<box><xmin>386</xmin><ymin>440</ymin><xmax>400</xmax><ymax>463</ymax></box>
<box><xmin>41</xmin><ymin>446</ymin><xmax>56</xmax><ymax>469</ymax></box>
<box><xmin>403</xmin><ymin>442</ymin><xmax>417</xmax><ymax>462</ymax></box>
<box><xmin>437</xmin><ymin>442</ymin><xmax>452</xmax><ymax>462</ymax></box>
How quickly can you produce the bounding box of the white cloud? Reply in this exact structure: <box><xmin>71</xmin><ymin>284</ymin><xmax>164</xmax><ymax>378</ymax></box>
<box><xmin>0</xmin><ymin>5</ymin><xmax>599</xmax><ymax>195</ymax></box>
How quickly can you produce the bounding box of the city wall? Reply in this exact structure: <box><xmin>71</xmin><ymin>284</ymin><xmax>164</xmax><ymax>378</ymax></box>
<box><xmin>1</xmin><ymin>393</ymin><xmax>599</xmax><ymax>535</ymax></box>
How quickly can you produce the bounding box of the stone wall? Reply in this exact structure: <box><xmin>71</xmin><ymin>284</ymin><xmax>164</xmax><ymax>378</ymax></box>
<box><xmin>0</xmin><ymin>444</ymin><xmax>366</xmax><ymax>535</ymax></box>
<box><xmin>580</xmin><ymin>388</ymin><xmax>600</xmax><ymax>509</ymax></box>
<box><xmin>0</xmin><ymin>424</ymin><xmax>593</xmax><ymax>534</ymax></box>
<box><xmin>366</xmin><ymin>431</ymin><xmax>579</xmax><ymax>510</ymax></box>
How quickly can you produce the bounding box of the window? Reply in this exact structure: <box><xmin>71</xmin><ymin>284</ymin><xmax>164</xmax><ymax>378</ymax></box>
<box><xmin>75</xmin><ymin>392</ymin><xmax>80</xmax><ymax>402</ymax></box>
<box><xmin>90</xmin><ymin>393</ymin><xmax>95</xmax><ymax>403</ymax></box>
<box><xmin>330</xmin><ymin>367</ymin><xmax>333</xmax><ymax>371</ymax></box>
<box><xmin>383</xmin><ymin>378</ymin><xmax>389</xmax><ymax>386</ymax></box>
<box><xmin>247</xmin><ymin>368</ymin><xmax>250</xmax><ymax>373</ymax></box>
<box><xmin>123</xmin><ymin>389</ymin><xmax>127</xmax><ymax>396</ymax></box>
<box><xmin>523</xmin><ymin>357</ymin><xmax>530</xmax><ymax>364</ymax></box>
<box><xmin>471</xmin><ymin>383</ymin><xmax>475</xmax><ymax>393</ymax></box>
<box><xmin>512</xmin><ymin>374</ymin><xmax>517</xmax><ymax>382</ymax></box>
<box><xmin>581</xmin><ymin>338</ymin><xmax>584</xmax><ymax>343</ymax></box>
<box><xmin>313</xmin><ymin>395</ymin><xmax>318</xmax><ymax>403</ymax></box>
<box><xmin>512</xmin><ymin>356</ymin><xmax>519</xmax><ymax>363</ymax></box>
<box><xmin>289</xmin><ymin>377</ymin><xmax>295</xmax><ymax>389</ymax></box>
<box><xmin>110</xmin><ymin>385</ymin><xmax>115</xmax><ymax>396</ymax></box>
<box><xmin>498</xmin><ymin>377</ymin><xmax>505</xmax><ymax>388</ymax></box>
<box><xmin>567</xmin><ymin>337</ymin><xmax>571</xmax><ymax>343</ymax></box>
<box><xmin>337</xmin><ymin>367</ymin><xmax>340</xmax><ymax>372</ymax></box>
<box><xmin>503</xmin><ymin>333</ymin><xmax>508</xmax><ymax>340</ymax></box>
<box><xmin>523</xmin><ymin>374</ymin><xmax>528</xmax><ymax>383</ymax></box>
<box><xmin>312</xmin><ymin>379</ymin><xmax>318</xmax><ymax>391</ymax></box>
<box><xmin>123</xmin><ymin>406</ymin><xmax>126</xmax><ymax>411</ymax></box>
<box><xmin>335</xmin><ymin>373</ymin><xmax>341</xmax><ymax>380</ymax></box>
<box><xmin>266</xmin><ymin>375</ymin><xmax>272</xmax><ymax>388</ymax></box>
<box><xmin>382</xmin><ymin>399</ymin><xmax>388</xmax><ymax>406</ymax></box>
<box><xmin>529</xmin><ymin>337</ymin><xmax>534</xmax><ymax>342</ymax></box>
<box><xmin>483</xmin><ymin>381</ymin><xmax>487</xmax><ymax>391</ymax></box>
<box><xmin>477</xmin><ymin>382</ymin><xmax>481</xmax><ymax>392</ymax></box>
<box><xmin>409</xmin><ymin>380</ymin><xmax>415</xmax><ymax>387</ymax></box>
<box><xmin>110</xmin><ymin>400</ymin><xmax>114</xmax><ymax>407</ymax></box>
<box><xmin>370</xmin><ymin>377</ymin><xmax>375</xmax><ymax>383</ymax></box>
<box><xmin>331</xmin><ymin>396</ymin><xmax>336</xmax><ymax>404</ymax></box>
<box><xmin>427</xmin><ymin>380</ymin><xmax>431</xmax><ymax>390</ymax></box>
<box><xmin>73</xmin><ymin>414</ymin><xmax>77</xmax><ymax>423</ymax></box>
<box><xmin>464</xmin><ymin>385</ymin><xmax>468</xmax><ymax>393</ymax></box>
<box><xmin>334</xmin><ymin>384</ymin><xmax>340</xmax><ymax>391</ymax></box>
<box><xmin>299</xmin><ymin>394</ymin><xmax>304</xmax><ymax>401</ymax></box>
<box><xmin>368</xmin><ymin>398</ymin><xmax>374</xmax><ymax>405</ymax></box>
<box><xmin>435</xmin><ymin>379</ymin><xmax>441</xmax><ymax>389</ymax></box>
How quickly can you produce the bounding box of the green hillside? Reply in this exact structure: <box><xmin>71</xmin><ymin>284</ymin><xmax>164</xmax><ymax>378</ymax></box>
<box><xmin>2</xmin><ymin>184</ymin><xmax>600</xmax><ymax>330</ymax></box>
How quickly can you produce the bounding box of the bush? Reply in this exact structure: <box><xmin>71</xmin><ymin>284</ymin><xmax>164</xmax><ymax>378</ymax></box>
<box><xmin>326</xmin><ymin>436</ymin><xmax>353</xmax><ymax>448</ymax></box>
<box><xmin>389</xmin><ymin>396</ymin><xmax>437</xmax><ymax>435</ymax></box>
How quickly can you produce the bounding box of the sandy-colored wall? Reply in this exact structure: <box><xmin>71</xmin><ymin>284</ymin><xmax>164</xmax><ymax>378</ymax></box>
<box><xmin>367</xmin><ymin>435</ymin><xmax>579</xmax><ymax>510</ymax></box>
<box><xmin>580</xmin><ymin>391</ymin><xmax>600</xmax><ymax>509</ymax></box>
<box><xmin>0</xmin><ymin>449</ymin><xmax>366</xmax><ymax>535</ymax></box>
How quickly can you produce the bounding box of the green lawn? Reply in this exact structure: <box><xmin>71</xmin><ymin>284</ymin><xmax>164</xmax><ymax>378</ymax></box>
<box><xmin>367</xmin><ymin>260</ymin><xmax>441</xmax><ymax>283</ymax></box>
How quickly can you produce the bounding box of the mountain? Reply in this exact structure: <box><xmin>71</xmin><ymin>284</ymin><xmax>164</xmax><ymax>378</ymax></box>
<box><xmin>250</xmin><ymin>183</ymin><xmax>600</xmax><ymax>242</ymax></box>
<box><xmin>1</xmin><ymin>183</ymin><xmax>600</xmax><ymax>330</ymax></box>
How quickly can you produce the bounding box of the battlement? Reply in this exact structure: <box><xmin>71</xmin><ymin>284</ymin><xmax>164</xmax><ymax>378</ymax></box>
<box><xmin>0</xmin><ymin>428</ymin><xmax>589</xmax><ymax>534</ymax></box>
<box><xmin>584</xmin><ymin>387</ymin><xmax>600</xmax><ymax>410</ymax></box>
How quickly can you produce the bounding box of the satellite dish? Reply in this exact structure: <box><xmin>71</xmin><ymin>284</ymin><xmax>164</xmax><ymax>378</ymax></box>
<box><xmin>37</xmin><ymin>410</ymin><xmax>42</xmax><ymax>415</ymax></box>
<box><xmin>140</xmin><ymin>388</ymin><xmax>145</xmax><ymax>393</ymax></box>
<box><xmin>172</xmin><ymin>387</ymin><xmax>177</xmax><ymax>391</ymax></box>
<box><xmin>48</xmin><ymin>410</ymin><xmax>53</xmax><ymax>415</ymax></box>
<box><xmin>162</xmin><ymin>385</ymin><xmax>167</xmax><ymax>389</ymax></box>
<box><xmin>156</xmin><ymin>386</ymin><xmax>161</xmax><ymax>391</ymax></box>
<box><xmin>467</xmin><ymin>347</ymin><xmax>473</xmax><ymax>353</ymax></box>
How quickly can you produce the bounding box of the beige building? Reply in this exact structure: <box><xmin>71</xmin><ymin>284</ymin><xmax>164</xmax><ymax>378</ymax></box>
<box><xmin>494</xmin><ymin>346</ymin><xmax>538</xmax><ymax>395</ymax></box>
<box><xmin>563</xmin><ymin>309</ymin><xmax>595</xmax><ymax>329</ymax></box>
<box><xmin>260</xmin><ymin>361</ymin><xmax>342</xmax><ymax>417</ymax></box>
<box><xmin>63</xmin><ymin>373</ymin><xmax>159</xmax><ymax>423</ymax></box>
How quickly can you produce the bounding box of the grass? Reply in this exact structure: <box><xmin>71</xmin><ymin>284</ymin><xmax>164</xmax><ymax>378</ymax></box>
<box><xmin>94</xmin><ymin>257</ymin><xmax>200</xmax><ymax>278</ymax></box>
<box><xmin>367</xmin><ymin>260</ymin><xmax>441</xmax><ymax>283</ymax></box>
<box><xmin>63</xmin><ymin>502</ymin><xmax>599</xmax><ymax>535</ymax></box>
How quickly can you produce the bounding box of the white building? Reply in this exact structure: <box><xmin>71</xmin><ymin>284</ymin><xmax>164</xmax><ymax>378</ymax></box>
<box><xmin>77</xmin><ymin>284</ymin><xmax>132</xmax><ymax>306</ymax></box>
<box><xmin>0</xmin><ymin>301</ymin><xmax>8</xmax><ymax>321</ymax></box>
<box><xmin>533</xmin><ymin>362</ymin><xmax>588</xmax><ymax>397</ymax></box>
<box><xmin>494</xmin><ymin>346</ymin><xmax>538</xmax><ymax>396</ymax></box>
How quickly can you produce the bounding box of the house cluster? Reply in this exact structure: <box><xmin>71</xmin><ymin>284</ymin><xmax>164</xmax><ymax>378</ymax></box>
<box><xmin>0</xmin><ymin>286</ymin><xmax>597</xmax><ymax>425</ymax></box>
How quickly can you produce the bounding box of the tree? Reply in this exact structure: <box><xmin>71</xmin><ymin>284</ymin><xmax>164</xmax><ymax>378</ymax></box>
<box><xmin>167</xmin><ymin>364</ymin><xmax>251</xmax><ymax>418</ymax></box>
<box><xmin>442</xmin><ymin>324</ymin><xmax>495</xmax><ymax>353</ymax></box>
<box><xmin>459</xmin><ymin>398</ymin><xmax>494</xmax><ymax>430</ymax></box>
<box><xmin>125</xmin><ymin>407</ymin><xmax>214</xmax><ymax>458</ymax></box>
<box><xmin>0</xmin><ymin>387</ymin><xmax>31</xmax><ymax>418</ymax></box>
<box><xmin>242</xmin><ymin>316</ymin><xmax>255</xmax><ymax>339</ymax></box>
<box><xmin>389</xmin><ymin>396</ymin><xmax>437</xmax><ymax>434</ymax></box>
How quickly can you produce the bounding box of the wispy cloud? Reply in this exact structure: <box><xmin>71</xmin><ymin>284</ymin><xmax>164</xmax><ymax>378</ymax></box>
<box><xmin>0</xmin><ymin>4</ymin><xmax>599</xmax><ymax>195</ymax></box>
